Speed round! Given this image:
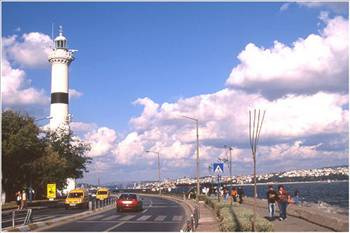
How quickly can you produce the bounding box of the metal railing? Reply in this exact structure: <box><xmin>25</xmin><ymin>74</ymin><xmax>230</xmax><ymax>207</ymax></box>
<box><xmin>1</xmin><ymin>209</ymin><xmax>33</xmax><ymax>228</ymax></box>
<box><xmin>88</xmin><ymin>197</ymin><xmax>115</xmax><ymax>211</ymax></box>
<box><xmin>182</xmin><ymin>204</ymin><xmax>200</xmax><ymax>232</ymax></box>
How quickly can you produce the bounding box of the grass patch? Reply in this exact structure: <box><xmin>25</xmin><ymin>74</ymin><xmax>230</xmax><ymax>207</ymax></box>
<box><xmin>199</xmin><ymin>195</ymin><xmax>273</xmax><ymax>232</ymax></box>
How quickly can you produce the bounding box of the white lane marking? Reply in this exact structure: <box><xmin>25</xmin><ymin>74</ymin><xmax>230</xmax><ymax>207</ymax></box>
<box><xmin>102</xmin><ymin>215</ymin><xmax>120</xmax><ymax>221</ymax></box>
<box><xmin>141</xmin><ymin>198</ymin><xmax>153</xmax><ymax>214</ymax></box>
<box><xmin>104</xmin><ymin>222</ymin><xmax>125</xmax><ymax>232</ymax></box>
<box><xmin>136</xmin><ymin>215</ymin><xmax>151</xmax><ymax>221</ymax></box>
<box><xmin>172</xmin><ymin>215</ymin><xmax>183</xmax><ymax>221</ymax></box>
<box><xmin>84</xmin><ymin>214</ymin><xmax>105</xmax><ymax>221</ymax></box>
<box><xmin>154</xmin><ymin>215</ymin><xmax>167</xmax><ymax>221</ymax></box>
<box><xmin>118</xmin><ymin>215</ymin><xmax>136</xmax><ymax>221</ymax></box>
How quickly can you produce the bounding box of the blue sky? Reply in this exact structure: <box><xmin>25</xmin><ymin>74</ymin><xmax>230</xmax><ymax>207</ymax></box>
<box><xmin>2</xmin><ymin>2</ymin><xmax>349</xmax><ymax>184</ymax></box>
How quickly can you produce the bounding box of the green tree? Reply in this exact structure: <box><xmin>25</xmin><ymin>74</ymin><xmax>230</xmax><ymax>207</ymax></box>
<box><xmin>2</xmin><ymin>110</ymin><xmax>92</xmax><ymax>200</ymax></box>
<box><xmin>2</xmin><ymin>110</ymin><xmax>44</xmax><ymax>200</ymax></box>
<box><xmin>37</xmin><ymin>128</ymin><xmax>92</xmax><ymax>196</ymax></box>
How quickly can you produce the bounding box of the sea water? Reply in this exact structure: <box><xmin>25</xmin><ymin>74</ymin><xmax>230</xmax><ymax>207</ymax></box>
<box><xmin>174</xmin><ymin>180</ymin><xmax>349</xmax><ymax>215</ymax></box>
<box><xmin>233</xmin><ymin>181</ymin><xmax>349</xmax><ymax>215</ymax></box>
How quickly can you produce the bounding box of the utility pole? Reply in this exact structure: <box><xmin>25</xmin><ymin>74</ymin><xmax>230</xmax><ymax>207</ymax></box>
<box><xmin>249</xmin><ymin>109</ymin><xmax>266</xmax><ymax>232</ymax></box>
<box><xmin>145</xmin><ymin>150</ymin><xmax>161</xmax><ymax>196</ymax></box>
<box><xmin>224</xmin><ymin>145</ymin><xmax>233</xmax><ymax>180</ymax></box>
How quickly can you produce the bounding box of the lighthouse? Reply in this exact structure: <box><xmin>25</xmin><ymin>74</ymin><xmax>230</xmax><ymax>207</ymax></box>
<box><xmin>48</xmin><ymin>26</ymin><xmax>75</xmax><ymax>130</ymax></box>
<box><xmin>48</xmin><ymin>26</ymin><xmax>77</xmax><ymax>193</ymax></box>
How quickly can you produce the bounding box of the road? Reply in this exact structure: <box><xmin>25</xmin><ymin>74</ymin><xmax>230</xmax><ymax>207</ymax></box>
<box><xmin>40</xmin><ymin>195</ymin><xmax>186</xmax><ymax>232</ymax></box>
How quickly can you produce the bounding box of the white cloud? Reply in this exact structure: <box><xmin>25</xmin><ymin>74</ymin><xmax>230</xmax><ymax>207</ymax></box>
<box><xmin>297</xmin><ymin>2</ymin><xmax>348</xmax><ymax>14</ymax></box>
<box><xmin>226</xmin><ymin>15</ymin><xmax>348</xmax><ymax>98</ymax></box>
<box><xmin>69</xmin><ymin>89</ymin><xmax>83</xmax><ymax>99</ymax></box>
<box><xmin>70</xmin><ymin>121</ymin><xmax>97</xmax><ymax>133</ymax></box>
<box><xmin>112</xmin><ymin>132</ymin><xmax>145</xmax><ymax>165</ymax></box>
<box><xmin>1</xmin><ymin>58</ymin><xmax>49</xmax><ymax>106</ymax></box>
<box><xmin>4</xmin><ymin>32</ymin><xmax>52</xmax><ymax>68</ymax></box>
<box><xmin>84</xmin><ymin>127</ymin><xmax>117</xmax><ymax>157</ymax></box>
<box><xmin>113</xmin><ymin>88</ymin><xmax>348</xmax><ymax>170</ymax></box>
<box><xmin>280</xmin><ymin>3</ymin><xmax>290</xmax><ymax>11</ymax></box>
<box><xmin>261</xmin><ymin>140</ymin><xmax>348</xmax><ymax>161</ymax></box>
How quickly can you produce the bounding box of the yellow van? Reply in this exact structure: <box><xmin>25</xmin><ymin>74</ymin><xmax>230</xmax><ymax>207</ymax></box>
<box><xmin>65</xmin><ymin>188</ymin><xmax>89</xmax><ymax>209</ymax></box>
<box><xmin>96</xmin><ymin>188</ymin><xmax>110</xmax><ymax>201</ymax></box>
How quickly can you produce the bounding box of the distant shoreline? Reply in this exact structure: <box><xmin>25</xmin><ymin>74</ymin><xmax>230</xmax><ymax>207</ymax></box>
<box><xmin>227</xmin><ymin>179</ymin><xmax>349</xmax><ymax>186</ymax></box>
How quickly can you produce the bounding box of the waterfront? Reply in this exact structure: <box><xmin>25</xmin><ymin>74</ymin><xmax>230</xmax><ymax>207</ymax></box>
<box><xmin>237</xmin><ymin>181</ymin><xmax>349</xmax><ymax>213</ymax></box>
<box><xmin>174</xmin><ymin>180</ymin><xmax>349</xmax><ymax>214</ymax></box>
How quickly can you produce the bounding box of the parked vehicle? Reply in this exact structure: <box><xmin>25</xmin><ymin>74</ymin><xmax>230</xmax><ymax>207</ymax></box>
<box><xmin>96</xmin><ymin>188</ymin><xmax>110</xmax><ymax>201</ymax></box>
<box><xmin>116</xmin><ymin>193</ymin><xmax>143</xmax><ymax>212</ymax></box>
<box><xmin>65</xmin><ymin>188</ymin><xmax>89</xmax><ymax>209</ymax></box>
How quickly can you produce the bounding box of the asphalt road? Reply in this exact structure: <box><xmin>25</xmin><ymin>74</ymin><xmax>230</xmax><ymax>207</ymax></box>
<box><xmin>41</xmin><ymin>195</ymin><xmax>186</xmax><ymax>232</ymax></box>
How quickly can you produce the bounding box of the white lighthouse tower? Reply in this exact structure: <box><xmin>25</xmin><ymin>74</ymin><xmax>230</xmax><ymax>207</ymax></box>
<box><xmin>49</xmin><ymin>26</ymin><xmax>75</xmax><ymax>130</ymax></box>
<box><xmin>48</xmin><ymin>26</ymin><xmax>76</xmax><ymax>194</ymax></box>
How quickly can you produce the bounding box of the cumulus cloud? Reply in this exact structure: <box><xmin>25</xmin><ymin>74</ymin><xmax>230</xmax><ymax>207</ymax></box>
<box><xmin>2</xmin><ymin>32</ymin><xmax>52</xmax><ymax>111</ymax></box>
<box><xmin>112</xmin><ymin>88</ymin><xmax>348</xmax><ymax>173</ymax></box>
<box><xmin>4</xmin><ymin>32</ymin><xmax>52</xmax><ymax>68</ymax></box>
<box><xmin>1</xmin><ymin>58</ymin><xmax>49</xmax><ymax>107</ymax></box>
<box><xmin>84</xmin><ymin>127</ymin><xmax>117</xmax><ymax>157</ymax></box>
<box><xmin>226</xmin><ymin>15</ymin><xmax>348</xmax><ymax>99</ymax></box>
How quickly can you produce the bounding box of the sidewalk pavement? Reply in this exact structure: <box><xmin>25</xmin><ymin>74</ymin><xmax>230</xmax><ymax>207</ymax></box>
<box><xmin>240</xmin><ymin>201</ymin><xmax>333</xmax><ymax>232</ymax></box>
<box><xmin>196</xmin><ymin>201</ymin><xmax>219</xmax><ymax>232</ymax></box>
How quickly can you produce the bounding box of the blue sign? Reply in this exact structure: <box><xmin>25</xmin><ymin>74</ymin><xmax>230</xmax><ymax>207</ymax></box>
<box><xmin>213</xmin><ymin>163</ymin><xmax>224</xmax><ymax>173</ymax></box>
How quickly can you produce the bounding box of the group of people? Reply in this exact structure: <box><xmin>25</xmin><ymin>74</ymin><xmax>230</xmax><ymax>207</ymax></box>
<box><xmin>229</xmin><ymin>186</ymin><xmax>245</xmax><ymax>204</ymax></box>
<box><xmin>266</xmin><ymin>185</ymin><xmax>302</xmax><ymax>221</ymax></box>
<box><xmin>15</xmin><ymin>190</ymin><xmax>28</xmax><ymax>210</ymax></box>
<box><xmin>201</xmin><ymin>185</ymin><xmax>246</xmax><ymax>204</ymax></box>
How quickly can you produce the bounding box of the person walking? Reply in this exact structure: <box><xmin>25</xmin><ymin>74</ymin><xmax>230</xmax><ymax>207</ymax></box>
<box><xmin>237</xmin><ymin>186</ymin><xmax>245</xmax><ymax>204</ymax></box>
<box><xmin>266</xmin><ymin>185</ymin><xmax>278</xmax><ymax>220</ymax></box>
<box><xmin>21</xmin><ymin>189</ymin><xmax>27</xmax><ymax>209</ymax></box>
<box><xmin>231</xmin><ymin>187</ymin><xmax>238</xmax><ymax>202</ymax></box>
<box><xmin>223</xmin><ymin>187</ymin><xmax>228</xmax><ymax>202</ymax></box>
<box><xmin>16</xmin><ymin>191</ymin><xmax>22</xmax><ymax>210</ymax></box>
<box><xmin>277</xmin><ymin>185</ymin><xmax>290</xmax><ymax>221</ymax></box>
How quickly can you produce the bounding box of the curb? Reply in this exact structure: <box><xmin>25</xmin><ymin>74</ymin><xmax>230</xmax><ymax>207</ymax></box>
<box><xmin>3</xmin><ymin>204</ymin><xmax>115</xmax><ymax>232</ymax></box>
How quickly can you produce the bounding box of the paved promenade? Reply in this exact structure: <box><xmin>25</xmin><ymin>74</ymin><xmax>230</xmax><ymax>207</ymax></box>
<box><xmin>196</xmin><ymin>201</ymin><xmax>219</xmax><ymax>232</ymax></box>
<box><xmin>240</xmin><ymin>201</ymin><xmax>333</xmax><ymax>232</ymax></box>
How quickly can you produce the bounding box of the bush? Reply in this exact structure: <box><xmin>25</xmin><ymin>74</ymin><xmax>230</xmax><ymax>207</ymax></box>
<box><xmin>200</xmin><ymin>195</ymin><xmax>273</xmax><ymax>232</ymax></box>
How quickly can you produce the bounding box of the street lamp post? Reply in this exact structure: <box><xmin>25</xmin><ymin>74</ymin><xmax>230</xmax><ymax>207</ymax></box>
<box><xmin>182</xmin><ymin>115</ymin><xmax>200</xmax><ymax>204</ymax></box>
<box><xmin>224</xmin><ymin>145</ymin><xmax>233</xmax><ymax>180</ymax></box>
<box><xmin>145</xmin><ymin>150</ymin><xmax>161</xmax><ymax>196</ymax></box>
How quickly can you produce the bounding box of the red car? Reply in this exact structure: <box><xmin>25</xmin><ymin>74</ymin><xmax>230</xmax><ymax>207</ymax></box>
<box><xmin>116</xmin><ymin>193</ymin><xmax>143</xmax><ymax>212</ymax></box>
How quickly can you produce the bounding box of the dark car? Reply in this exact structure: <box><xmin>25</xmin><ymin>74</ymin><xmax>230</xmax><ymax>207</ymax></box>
<box><xmin>116</xmin><ymin>193</ymin><xmax>143</xmax><ymax>212</ymax></box>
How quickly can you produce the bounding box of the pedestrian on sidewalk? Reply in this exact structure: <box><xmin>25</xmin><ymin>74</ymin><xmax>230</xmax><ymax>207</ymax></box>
<box><xmin>277</xmin><ymin>185</ymin><xmax>291</xmax><ymax>221</ymax></box>
<box><xmin>21</xmin><ymin>189</ymin><xmax>27</xmax><ymax>209</ymax></box>
<box><xmin>237</xmin><ymin>186</ymin><xmax>245</xmax><ymax>204</ymax></box>
<box><xmin>223</xmin><ymin>187</ymin><xmax>228</xmax><ymax>202</ymax></box>
<box><xmin>266</xmin><ymin>185</ymin><xmax>278</xmax><ymax>220</ymax></box>
<box><xmin>16</xmin><ymin>191</ymin><xmax>21</xmax><ymax>210</ymax></box>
